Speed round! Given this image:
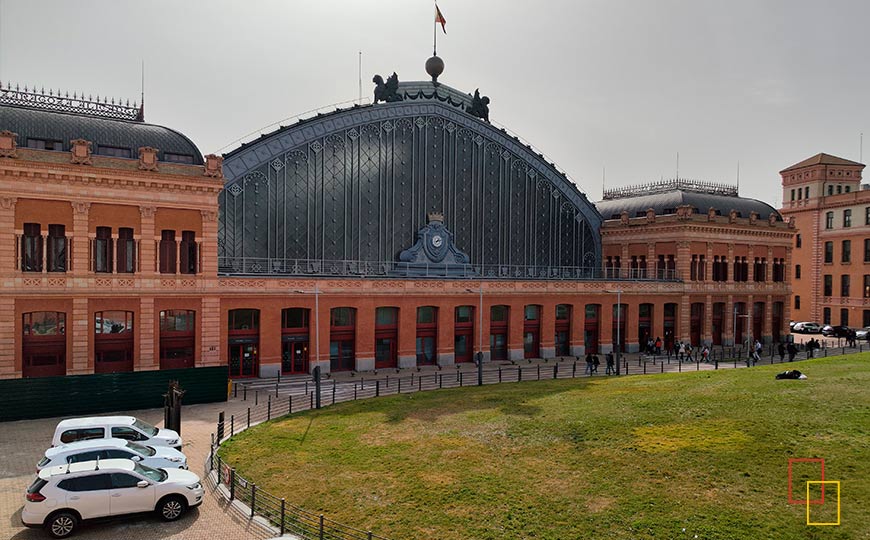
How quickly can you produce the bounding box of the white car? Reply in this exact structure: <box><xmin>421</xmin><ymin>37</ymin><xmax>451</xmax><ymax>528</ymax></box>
<box><xmin>856</xmin><ymin>327</ymin><xmax>870</xmax><ymax>340</ymax></box>
<box><xmin>38</xmin><ymin>438</ymin><xmax>187</xmax><ymax>471</ymax></box>
<box><xmin>22</xmin><ymin>458</ymin><xmax>203</xmax><ymax>538</ymax></box>
<box><xmin>51</xmin><ymin>416</ymin><xmax>182</xmax><ymax>450</ymax></box>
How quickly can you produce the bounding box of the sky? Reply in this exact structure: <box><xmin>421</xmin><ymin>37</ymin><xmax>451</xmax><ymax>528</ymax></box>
<box><xmin>2</xmin><ymin>0</ymin><xmax>870</xmax><ymax>208</ymax></box>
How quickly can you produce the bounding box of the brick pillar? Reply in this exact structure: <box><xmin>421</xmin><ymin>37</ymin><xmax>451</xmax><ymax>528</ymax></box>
<box><xmin>0</xmin><ymin>297</ymin><xmax>15</xmax><ymax>378</ymax></box>
<box><xmin>680</xmin><ymin>294</ymin><xmax>691</xmax><ymax>344</ymax></box>
<box><xmin>478</xmin><ymin>296</ymin><xmax>491</xmax><ymax>363</ymax></box>
<box><xmin>71</xmin><ymin>202</ymin><xmax>90</xmax><ymax>276</ymax></box>
<box><xmin>570</xmin><ymin>303</ymin><xmax>585</xmax><ymax>357</ymax></box>
<box><xmin>139</xmin><ymin>297</ymin><xmax>156</xmax><ymax>370</ymax></box>
<box><xmin>540</xmin><ymin>300</ymin><xmax>557</xmax><ymax>359</ymax></box>
<box><xmin>767</xmin><ymin>247</ymin><xmax>774</xmax><ymax>283</ymax></box>
<box><xmin>676</xmin><ymin>241</ymin><xmax>691</xmax><ymax>281</ymax></box>
<box><xmin>139</xmin><ymin>207</ymin><xmax>156</xmax><ymax>276</ymax></box>
<box><xmin>314</xmin><ymin>286</ymin><xmax>330</xmax><ymax>373</ymax></box>
<box><xmin>652</xmin><ymin>301</ymin><xmax>664</xmax><ymax>345</ymax></box>
<box><xmin>508</xmin><ymin>299</ymin><xmax>525</xmax><ymax>361</ymax></box>
<box><xmin>705</xmin><ymin>243</ymin><xmax>713</xmax><ymax>282</ymax></box>
<box><xmin>199</xmin><ymin>296</ymin><xmax>221</xmax><ymax>366</ymax></box>
<box><xmin>200</xmin><ymin>210</ymin><xmax>219</xmax><ymax>277</ymax></box>
<box><xmin>621</xmin><ymin>245</ymin><xmax>629</xmax><ymax>278</ymax></box>
<box><xmin>647</xmin><ymin>243</ymin><xmax>657</xmax><ymax>277</ymax></box>
<box><xmin>725</xmin><ymin>295</ymin><xmax>734</xmax><ymax>346</ymax></box>
<box><xmin>601</xmin><ymin>298</ymin><xmax>614</xmax><ymax>353</ymax></box>
<box><xmin>355</xmin><ymin>297</ymin><xmax>375</xmax><ymax>372</ymax></box>
<box><xmin>747</xmin><ymin>246</ymin><xmax>755</xmax><ymax>281</ymax></box>
<box><xmin>437</xmin><ymin>302</ymin><xmax>455</xmax><ymax>367</ymax></box>
<box><xmin>763</xmin><ymin>294</ymin><xmax>773</xmax><ymax>343</ymax></box>
<box><xmin>70</xmin><ymin>297</ymin><xmax>89</xmax><ymax>374</ymax></box>
<box><xmin>704</xmin><ymin>294</ymin><xmax>713</xmax><ymax>344</ymax></box>
<box><xmin>0</xmin><ymin>197</ymin><xmax>16</xmax><ymax>272</ymax></box>
<box><xmin>727</xmin><ymin>243</ymin><xmax>735</xmax><ymax>283</ymax></box>
<box><xmin>397</xmin><ymin>303</ymin><xmax>417</xmax><ymax>368</ymax></box>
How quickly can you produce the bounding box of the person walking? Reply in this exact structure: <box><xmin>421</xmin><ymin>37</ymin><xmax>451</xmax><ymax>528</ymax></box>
<box><xmin>605</xmin><ymin>352</ymin><xmax>614</xmax><ymax>375</ymax></box>
<box><xmin>752</xmin><ymin>339</ymin><xmax>762</xmax><ymax>366</ymax></box>
<box><xmin>678</xmin><ymin>341</ymin><xmax>685</xmax><ymax>362</ymax></box>
<box><xmin>592</xmin><ymin>354</ymin><xmax>600</xmax><ymax>374</ymax></box>
<box><xmin>787</xmin><ymin>342</ymin><xmax>797</xmax><ymax>362</ymax></box>
<box><xmin>585</xmin><ymin>353</ymin><xmax>593</xmax><ymax>375</ymax></box>
<box><xmin>778</xmin><ymin>342</ymin><xmax>786</xmax><ymax>363</ymax></box>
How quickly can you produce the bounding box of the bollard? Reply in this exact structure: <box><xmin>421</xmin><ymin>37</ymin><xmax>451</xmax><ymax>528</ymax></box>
<box><xmin>267</xmin><ymin>399</ymin><xmax>271</xmax><ymax>421</ymax></box>
<box><xmin>230</xmin><ymin>415</ymin><xmax>234</xmax><ymax>437</ymax></box>
<box><xmin>439</xmin><ymin>374</ymin><xmax>443</xmax><ymax>388</ymax></box>
<box><xmin>696</xmin><ymin>359</ymin><xmax>700</xmax><ymax>371</ymax></box>
<box><xmin>333</xmin><ymin>382</ymin><xmax>336</xmax><ymax>404</ymax></box>
<box><xmin>661</xmin><ymin>362</ymin><xmax>664</xmax><ymax>373</ymax></box>
<box><xmin>243</xmin><ymin>385</ymin><xmax>247</xmax><ymax>401</ymax></box>
<box><xmin>460</xmin><ymin>371</ymin><xmax>464</xmax><ymax>386</ymax></box>
<box><xmin>500</xmin><ymin>366</ymin><xmax>503</xmax><ymax>382</ymax></box>
<box><xmin>376</xmin><ymin>380</ymin><xmax>381</xmax><ymax>397</ymax></box>
<box><xmin>715</xmin><ymin>359</ymin><xmax>718</xmax><ymax>370</ymax></box>
<box><xmin>572</xmin><ymin>362</ymin><xmax>577</xmax><ymax>377</ymax></box>
<box><xmin>310</xmin><ymin>392</ymin><xmax>313</xmax><ymax>409</ymax></box>
<box><xmin>678</xmin><ymin>360</ymin><xmax>681</xmax><ymax>372</ymax></box>
<box><xmin>247</xmin><ymin>408</ymin><xmax>250</xmax><ymax>429</ymax></box>
<box><xmin>288</xmin><ymin>395</ymin><xmax>292</xmax><ymax>414</ymax></box>
<box><xmin>280</xmin><ymin>498</ymin><xmax>286</xmax><ymax>536</ymax></box>
<box><xmin>518</xmin><ymin>366</ymin><xmax>523</xmax><ymax>382</ymax></box>
<box><xmin>255</xmin><ymin>390</ymin><xmax>258</xmax><ymax>406</ymax></box>
<box><xmin>554</xmin><ymin>364</ymin><xmax>559</xmax><ymax>379</ymax></box>
<box><xmin>419</xmin><ymin>375</ymin><xmax>422</xmax><ymax>391</ymax></box>
<box><xmin>643</xmin><ymin>362</ymin><xmax>646</xmax><ymax>374</ymax></box>
<box><xmin>354</xmin><ymin>386</ymin><xmax>358</xmax><ymax>400</ymax></box>
<box><xmin>537</xmin><ymin>365</ymin><xmax>541</xmax><ymax>380</ymax></box>
<box><xmin>398</xmin><ymin>378</ymin><xmax>402</xmax><ymax>394</ymax></box>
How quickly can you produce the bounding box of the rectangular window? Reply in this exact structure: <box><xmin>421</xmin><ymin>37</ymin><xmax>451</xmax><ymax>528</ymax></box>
<box><xmin>47</xmin><ymin>224</ymin><xmax>66</xmax><ymax>272</ymax></box>
<box><xmin>841</xmin><ymin>275</ymin><xmax>850</xmax><ymax>297</ymax></box>
<box><xmin>842</xmin><ymin>240</ymin><xmax>851</xmax><ymax>263</ymax></box>
<box><xmin>825</xmin><ymin>242</ymin><xmax>833</xmax><ymax>264</ymax></box>
<box><xmin>837</xmin><ymin>185</ymin><xmax>843</xmax><ymax>194</ymax></box>
<box><xmin>824</xmin><ymin>275</ymin><xmax>832</xmax><ymax>297</ymax></box>
<box><xmin>865</xmin><ymin>239</ymin><xmax>870</xmax><ymax>263</ymax></box>
<box><xmin>795</xmin><ymin>264</ymin><xmax>801</xmax><ymax>279</ymax></box>
<box><xmin>823</xmin><ymin>307</ymin><xmax>831</xmax><ymax>325</ymax></box>
<box><xmin>117</xmin><ymin>227</ymin><xmax>135</xmax><ymax>273</ymax></box>
<box><xmin>179</xmin><ymin>231</ymin><xmax>197</xmax><ymax>274</ymax></box>
<box><xmin>805</xmin><ymin>186</ymin><xmax>810</xmax><ymax>199</ymax></box>
<box><xmin>94</xmin><ymin>226</ymin><xmax>112</xmax><ymax>273</ymax></box>
<box><xmin>865</xmin><ymin>275</ymin><xmax>870</xmax><ymax>298</ymax></box>
<box><xmin>795</xmin><ymin>296</ymin><xmax>800</xmax><ymax>309</ymax></box>
<box><xmin>844</xmin><ymin>209</ymin><xmax>852</xmax><ymax>228</ymax></box>
<box><xmin>163</xmin><ymin>152</ymin><xmax>194</xmax><ymax>164</ymax></box>
<box><xmin>796</xmin><ymin>234</ymin><xmax>802</xmax><ymax>248</ymax></box>
<box><xmin>159</xmin><ymin>230</ymin><xmax>176</xmax><ymax>274</ymax></box>
<box><xmin>26</xmin><ymin>138</ymin><xmax>63</xmax><ymax>151</ymax></box>
<box><xmin>825</xmin><ymin>212</ymin><xmax>834</xmax><ymax>229</ymax></box>
<box><xmin>866</xmin><ymin>207</ymin><xmax>870</xmax><ymax>225</ymax></box>
<box><xmin>840</xmin><ymin>308</ymin><xmax>849</xmax><ymax>326</ymax></box>
<box><xmin>97</xmin><ymin>145</ymin><xmax>132</xmax><ymax>158</ymax></box>
<box><xmin>828</xmin><ymin>185</ymin><xmax>834</xmax><ymax>196</ymax></box>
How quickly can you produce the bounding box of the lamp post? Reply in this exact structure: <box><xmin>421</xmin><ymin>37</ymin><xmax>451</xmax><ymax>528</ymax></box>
<box><xmin>605</xmin><ymin>289</ymin><xmax>623</xmax><ymax>375</ymax></box>
<box><xmin>294</xmin><ymin>284</ymin><xmax>320</xmax><ymax>374</ymax></box>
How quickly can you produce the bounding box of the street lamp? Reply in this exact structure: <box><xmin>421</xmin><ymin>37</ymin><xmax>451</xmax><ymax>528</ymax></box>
<box><xmin>605</xmin><ymin>289</ymin><xmax>623</xmax><ymax>375</ymax></box>
<box><xmin>293</xmin><ymin>283</ymin><xmax>320</xmax><ymax>374</ymax></box>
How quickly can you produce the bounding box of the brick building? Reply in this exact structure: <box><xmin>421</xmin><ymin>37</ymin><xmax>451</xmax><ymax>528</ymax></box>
<box><xmin>779</xmin><ymin>153</ymin><xmax>870</xmax><ymax>328</ymax></box>
<box><xmin>0</xmin><ymin>71</ymin><xmax>794</xmax><ymax>389</ymax></box>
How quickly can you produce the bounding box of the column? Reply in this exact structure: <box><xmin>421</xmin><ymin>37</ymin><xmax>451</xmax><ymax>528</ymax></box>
<box><xmin>355</xmin><ymin>297</ymin><xmax>375</xmax><ymax>372</ymax></box>
<box><xmin>705</xmin><ymin>243</ymin><xmax>713</xmax><ymax>282</ymax></box>
<box><xmin>139</xmin><ymin>297</ymin><xmax>156</xmax><ymax>370</ymax></box>
<box><xmin>0</xmin><ymin>297</ymin><xmax>15</xmax><ymax>377</ymax></box>
<box><xmin>0</xmin><ymin>197</ymin><xmax>16</xmax><ymax>272</ymax></box>
<box><xmin>725</xmin><ymin>295</ymin><xmax>734</xmax><ymax>346</ymax></box>
<box><xmin>727</xmin><ymin>243</ymin><xmax>735</xmax><ymax>283</ymax></box>
<box><xmin>676</xmin><ymin>241</ymin><xmax>691</xmax><ymax>281</ymax></box>
<box><xmin>40</xmin><ymin>232</ymin><xmax>47</xmax><ymax>273</ymax></box>
<box><xmin>763</xmin><ymin>294</ymin><xmax>773</xmax><ymax>343</ymax></box>
<box><xmin>540</xmin><ymin>300</ymin><xmax>557</xmax><ymax>359</ymax></box>
<box><xmin>766</xmin><ymin>247</ymin><xmax>774</xmax><ymax>283</ymax></box>
<box><xmin>647</xmin><ymin>243</ymin><xmax>657</xmax><ymax>277</ymax></box>
<box><xmin>600</xmin><ymin>297</ymin><xmax>614</xmax><ymax>353</ymax></box>
<box><xmin>478</xmin><ymin>295</ymin><xmax>491</xmax><ymax>363</ymax></box>
<box><xmin>621</xmin><ymin>244</ymin><xmax>629</xmax><ymax>278</ymax></box>
<box><xmin>111</xmin><ymin>233</ymin><xmax>118</xmax><ymax>274</ymax></box>
<box><xmin>704</xmin><ymin>294</ymin><xmax>713</xmax><ymax>344</ymax></box>
<box><xmin>570</xmin><ymin>303</ymin><xmax>584</xmax><ymax>357</ymax></box>
<box><xmin>175</xmin><ymin>239</ymin><xmax>181</xmax><ymax>276</ymax></box>
<box><xmin>680</xmin><ymin>294</ymin><xmax>691</xmax><ymax>344</ymax></box>
<box><xmin>508</xmin><ymin>299</ymin><xmax>525</xmax><ymax>361</ymax></box>
<box><xmin>437</xmin><ymin>301</ymin><xmax>455</xmax><ymax>367</ymax></box>
<box><xmin>747</xmin><ymin>246</ymin><xmax>754</xmax><ymax>281</ymax></box>
<box><xmin>199</xmin><ymin>296</ymin><xmax>221</xmax><ymax>366</ymax></box>
<box><xmin>397</xmin><ymin>303</ymin><xmax>417</xmax><ymax>369</ymax></box>
<box><xmin>652</xmin><ymin>301</ymin><xmax>665</xmax><ymax>344</ymax></box>
<box><xmin>70</xmin><ymin>297</ymin><xmax>89</xmax><ymax>374</ymax></box>
<box><xmin>71</xmin><ymin>202</ymin><xmax>90</xmax><ymax>276</ymax></box>
<box><xmin>200</xmin><ymin>210</ymin><xmax>219</xmax><ymax>277</ymax></box>
<box><xmin>139</xmin><ymin>207</ymin><xmax>156</xmax><ymax>277</ymax></box>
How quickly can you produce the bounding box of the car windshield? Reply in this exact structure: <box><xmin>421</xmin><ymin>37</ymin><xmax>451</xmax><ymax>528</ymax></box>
<box><xmin>132</xmin><ymin>419</ymin><xmax>159</xmax><ymax>437</ymax></box>
<box><xmin>126</xmin><ymin>441</ymin><xmax>156</xmax><ymax>457</ymax></box>
<box><xmin>134</xmin><ymin>462</ymin><xmax>167</xmax><ymax>482</ymax></box>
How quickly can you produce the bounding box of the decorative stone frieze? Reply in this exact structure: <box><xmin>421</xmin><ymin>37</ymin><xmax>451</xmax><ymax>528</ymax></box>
<box><xmin>70</xmin><ymin>139</ymin><xmax>92</xmax><ymax>165</ymax></box>
<box><xmin>138</xmin><ymin>146</ymin><xmax>159</xmax><ymax>171</ymax></box>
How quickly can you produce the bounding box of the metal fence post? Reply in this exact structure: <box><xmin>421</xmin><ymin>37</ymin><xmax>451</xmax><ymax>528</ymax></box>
<box><xmin>289</xmin><ymin>395</ymin><xmax>292</xmax><ymax>414</ymax></box>
<box><xmin>419</xmin><ymin>375</ymin><xmax>423</xmax><ymax>391</ymax></box>
<box><xmin>398</xmin><ymin>378</ymin><xmax>402</xmax><ymax>394</ymax></box>
<box><xmin>376</xmin><ymin>380</ymin><xmax>380</xmax><ymax>397</ymax></box>
<box><xmin>217</xmin><ymin>412</ymin><xmax>224</xmax><ymax>441</ymax></box>
<box><xmin>251</xmin><ymin>484</ymin><xmax>256</xmax><ymax>517</ymax></box>
<box><xmin>234</xmin><ymin>382</ymin><xmax>238</xmax><ymax>398</ymax></box>
<box><xmin>268</xmin><ymin>399</ymin><xmax>272</xmax><ymax>421</ymax></box>
<box><xmin>439</xmin><ymin>374</ymin><xmax>443</xmax><ymax>388</ymax></box>
<box><xmin>354</xmin><ymin>386</ymin><xmax>358</xmax><ymax>400</ymax></box>
<box><xmin>460</xmin><ymin>371</ymin><xmax>463</xmax><ymax>386</ymax></box>
<box><xmin>572</xmin><ymin>362</ymin><xmax>576</xmax><ymax>377</ymax></box>
<box><xmin>310</xmin><ymin>392</ymin><xmax>314</xmax><ymax>409</ymax></box>
<box><xmin>230</xmin><ymin>415</ymin><xmax>234</xmax><ymax>437</ymax></box>
<box><xmin>332</xmin><ymin>382</ymin><xmax>336</xmax><ymax>404</ymax></box>
<box><xmin>243</xmin><ymin>385</ymin><xmax>247</xmax><ymax>401</ymax></box>
<box><xmin>319</xmin><ymin>514</ymin><xmax>325</xmax><ymax>540</ymax></box>
<box><xmin>554</xmin><ymin>363</ymin><xmax>559</xmax><ymax>379</ymax></box>
<box><xmin>537</xmin><ymin>364</ymin><xmax>541</xmax><ymax>380</ymax></box>
<box><xmin>660</xmin><ymin>362</ymin><xmax>664</xmax><ymax>373</ymax></box>
<box><xmin>499</xmin><ymin>366</ymin><xmax>503</xmax><ymax>382</ymax></box>
<box><xmin>280</xmin><ymin>498</ymin><xmax>286</xmax><ymax>536</ymax></box>
<box><xmin>518</xmin><ymin>366</ymin><xmax>523</xmax><ymax>382</ymax></box>
<box><xmin>230</xmin><ymin>468</ymin><xmax>235</xmax><ymax>500</ymax></box>
<box><xmin>247</xmin><ymin>408</ymin><xmax>250</xmax><ymax>428</ymax></box>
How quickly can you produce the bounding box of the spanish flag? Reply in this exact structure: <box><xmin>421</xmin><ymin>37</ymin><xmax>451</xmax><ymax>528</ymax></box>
<box><xmin>435</xmin><ymin>4</ymin><xmax>447</xmax><ymax>33</ymax></box>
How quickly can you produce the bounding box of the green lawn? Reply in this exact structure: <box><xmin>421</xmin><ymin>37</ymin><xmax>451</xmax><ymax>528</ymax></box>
<box><xmin>220</xmin><ymin>356</ymin><xmax>870</xmax><ymax>540</ymax></box>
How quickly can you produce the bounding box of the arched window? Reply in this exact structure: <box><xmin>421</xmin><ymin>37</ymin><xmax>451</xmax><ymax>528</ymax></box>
<box><xmin>22</xmin><ymin>311</ymin><xmax>66</xmax><ymax>378</ymax></box>
<box><xmin>94</xmin><ymin>311</ymin><xmax>134</xmax><ymax>373</ymax></box>
<box><xmin>159</xmin><ymin>310</ymin><xmax>195</xmax><ymax>370</ymax></box>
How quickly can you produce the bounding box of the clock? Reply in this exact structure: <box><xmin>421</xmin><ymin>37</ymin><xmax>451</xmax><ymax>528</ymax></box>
<box><xmin>431</xmin><ymin>234</ymin><xmax>443</xmax><ymax>248</ymax></box>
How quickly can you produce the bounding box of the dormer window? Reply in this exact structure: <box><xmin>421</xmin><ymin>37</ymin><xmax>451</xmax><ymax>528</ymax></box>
<box><xmin>97</xmin><ymin>145</ymin><xmax>132</xmax><ymax>158</ymax></box>
<box><xmin>26</xmin><ymin>138</ymin><xmax>63</xmax><ymax>151</ymax></box>
<box><xmin>163</xmin><ymin>152</ymin><xmax>194</xmax><ymax>164</ymax></box>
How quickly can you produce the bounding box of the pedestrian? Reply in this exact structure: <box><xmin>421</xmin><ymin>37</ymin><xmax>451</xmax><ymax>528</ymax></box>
<box><xmin>585</xmin><ymin>353</ymin><xmax>593</xmax><ymax>375</ymax></box>
<box><xmin>685</xmin><ymin>343</ymin><xmax>693</xmax><ymax>363</ymax></box>
<box><xmin>678</xmin><ymin>342</ymin><xmax>685</xmax><ymax>362</ymax></box>
<box><xmin>807</xmin><ymin>338</ymin><xmax>815</xmax><ymax>359</ymax></box>
<box><xmin>778</xmin><ymin>342</ymin><xmax>785</xmax><ymax>363</ymax></box>
<box><xmin>787</xmin><ymin>342</ymin><xmax>797</xmax><ymax>362</ymax></box>
<box><xmin>592</xmin><ymin>354</ymin><xmax>600</xmax><ymax>374</ymax></box>
<box><xmin>605</xmin><ymin>352</ymin><xmax>614</xmax><ymax>375</ymax></box>
<box><xmin>655</xmin><ymin>336</ymin><xmax>662</xmax><ymax>355</ymax></box>
<box><xmin>701</xmin><ymin>345</ymin><xmax>709</xmax><ymax>362</ymax></box>
<box><xmin>752</xmin><ymin>339</ymin><xmax>762</xmax><ymax>366</ymax></box>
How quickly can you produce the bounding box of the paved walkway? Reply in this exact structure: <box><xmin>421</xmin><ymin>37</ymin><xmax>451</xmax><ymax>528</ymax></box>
<box><xmin>1</xmin><ymin>337</ymin><xmax>863</xmax><ymax>540</ymax></box>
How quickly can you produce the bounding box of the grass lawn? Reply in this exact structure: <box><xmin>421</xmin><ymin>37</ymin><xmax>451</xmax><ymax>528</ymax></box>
<box><xmin>219</xmin><ymin>355</ymin><xmax>870</xmax><ymax>540</ymax></box>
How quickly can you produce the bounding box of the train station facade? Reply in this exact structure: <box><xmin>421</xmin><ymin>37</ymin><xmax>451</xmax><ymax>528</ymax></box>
<box><xmin>0</xmin><ymin>72</ymin><xmax>795</xmax><ymax>381</ymax></box>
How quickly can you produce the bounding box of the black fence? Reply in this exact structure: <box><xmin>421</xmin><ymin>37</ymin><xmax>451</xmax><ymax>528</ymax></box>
<box><xmin>0</xmin><ymin>365</ymin><xmax>228</xmax><ymax>422</ymax></box>
<box><xmin>207</xmin><ymin>342</ymin><xmax>868</xmax><ymax>539</ymax></box>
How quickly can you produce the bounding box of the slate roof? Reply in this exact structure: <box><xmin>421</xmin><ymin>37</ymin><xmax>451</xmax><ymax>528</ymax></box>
<box><xmin>780</xmin><ymin>153</ymin><xmax>864</xmax><ymax>173</ymax></box>
<box><xmin>0</xmin><ymin>104</ymin><xmax>203</xmax><ymax>165</ymax></box>
<box><xmin>595</xmin><ymin>189</ymin><xmax>782</xmax><ymax>221</ymax></box>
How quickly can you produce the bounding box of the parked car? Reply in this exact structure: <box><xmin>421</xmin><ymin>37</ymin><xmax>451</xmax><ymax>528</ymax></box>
<box><xmin>856</xmin><ymin>327</ymin><xmax>870</xmax><ymax>340</ymax></box>
<box><xmin>792</xmin><ymin>322</ymin><xmax>821</xmax><ymax>334</ymax></box>
<box><xmin>38</xmin><ymin>438</ymin><xmax>187</xmax><ymax>472</ymax></box>
<box><xmin>22</xmin><ymin>458</ymin><xmax>203</xmax><ymax>538</ymax></box>
<box><xmin>52</xmin><ymin>417</ymin><xmax>182</xmax><ymax>450</ymax></box>
<box><xmin>821</xmin><ymin>325</ymin><xmax>852</xmax><ymax>338</ymax></box>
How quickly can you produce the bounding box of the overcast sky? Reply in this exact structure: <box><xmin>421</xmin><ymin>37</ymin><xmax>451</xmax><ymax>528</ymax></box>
<box><xmin>2</xmin><ymin>0</ymin><xmax>869</xmax><ymax>207</ymax></box>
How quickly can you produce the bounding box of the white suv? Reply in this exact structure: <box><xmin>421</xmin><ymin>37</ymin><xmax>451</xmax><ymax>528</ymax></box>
<box><xmin>38</xmin><ymin>438</ymin><xmax>188</xmax><ymax>471</ymax></box>
<box><xmin>51</xmin><ymin>416</ymin><xmax>182</xmax><ymax>450</ymax></box>
<box><xmin>22</xmin><ymin>458</ymin><xmax>203</xmax><ymax>538</ymax></box>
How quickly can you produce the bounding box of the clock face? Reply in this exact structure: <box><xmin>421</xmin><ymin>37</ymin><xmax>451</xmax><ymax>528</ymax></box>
<box><xmin>431</xmin><ymin>235</ymin><xmax>443</xmax><ymax>248</ymax></box>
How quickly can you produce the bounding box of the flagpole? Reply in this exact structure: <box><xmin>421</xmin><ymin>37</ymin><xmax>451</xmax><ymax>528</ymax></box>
<box><xmin>433</xmin><ymin>3</ymin><xmax>437</xmax><ymax>55</ymax></box>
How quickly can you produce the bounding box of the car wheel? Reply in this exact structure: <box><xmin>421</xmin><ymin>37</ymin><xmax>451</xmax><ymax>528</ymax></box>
<box><xmin>45</xmin><ymin>512</ymin><xmax>78</xmax><ymax>538</ymax></box>
<box><xmin>158</xmin><ymin>495</ymin><xmax>188</xmax><ymax>521</ymax></box>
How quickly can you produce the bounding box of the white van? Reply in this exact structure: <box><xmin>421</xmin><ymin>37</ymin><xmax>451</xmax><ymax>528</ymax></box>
<box><xmin>51</xmin><ymin>416</ymin><xmax>182</xmax><ymax>450</ymax></box>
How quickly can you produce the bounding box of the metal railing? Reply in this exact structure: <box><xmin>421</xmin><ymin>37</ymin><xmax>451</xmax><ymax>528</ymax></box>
<box><xmin>218</xmin><ymin>257</ymin><xmax>682</xmax><ymax>281</ymax></box>
<box><xmin>207</xmin><ymin>340</ymin><xmax>867</xmax><ymax>539</ymax></box>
